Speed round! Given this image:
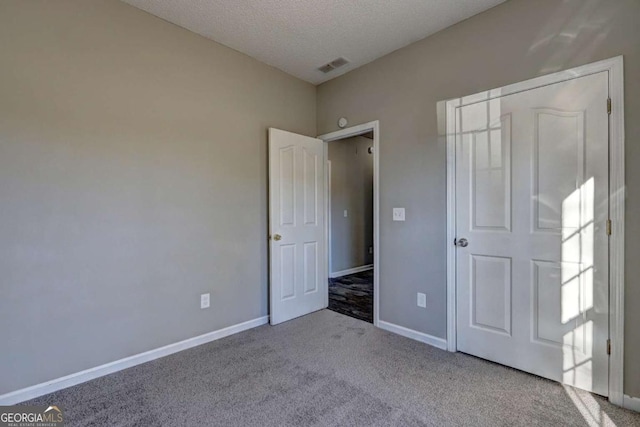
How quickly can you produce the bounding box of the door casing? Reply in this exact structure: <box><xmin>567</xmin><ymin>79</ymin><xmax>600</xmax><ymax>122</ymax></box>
<box><xmin>444</xmin><ymin>56</ymin><xmax>625</xmax><ymax>405</ymax></box>
<box><xmin>318</xmin><ymin>121</ymin><xmax>380</xmax><ymax>326</ymax></box>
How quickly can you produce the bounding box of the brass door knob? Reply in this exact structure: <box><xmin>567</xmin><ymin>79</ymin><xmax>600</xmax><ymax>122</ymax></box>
<box><xmin>273</xmin><ymin>234</ymin><xmax>282</xmax><ymax>241</ymax></box>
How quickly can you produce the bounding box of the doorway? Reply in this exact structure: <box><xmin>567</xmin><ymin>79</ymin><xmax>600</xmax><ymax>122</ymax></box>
<box><xmin>320</xmin><ymin>121</ymin><xmax>380</xmax><ymax>326</ymax></box>
<box><xmin>445</xmin><ymin>57</ymin><xmax>625</xmax><ymax>403</ymax></box>
<box><xmin>268</xmin><ymin>122</ymin><xmax>379</xmax><ymax>327</ymax></box>
<box><xmin>326</xmin><ymin>133</ymin><xmax>374</xmax><ymax>322</ymax></box>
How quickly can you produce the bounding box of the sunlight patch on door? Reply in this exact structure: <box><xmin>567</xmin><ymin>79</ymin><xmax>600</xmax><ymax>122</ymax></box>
<box><xmin>562</xmin><ymin>177</ymin><xmax>595</xmax><ymax>391</ymax></box>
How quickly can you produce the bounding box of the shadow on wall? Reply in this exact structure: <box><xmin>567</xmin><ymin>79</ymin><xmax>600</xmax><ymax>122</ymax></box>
<box><xmin>528</xmin><ymin>0</ymin><xmax>619</xmax><ymax>74</ymax></box>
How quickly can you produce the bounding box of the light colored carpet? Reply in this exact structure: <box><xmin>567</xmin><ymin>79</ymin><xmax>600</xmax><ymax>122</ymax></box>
<box><xmin>23</xmin><ymin>310</ymin><xmax>640</xmax><ymax>426</ymax></box>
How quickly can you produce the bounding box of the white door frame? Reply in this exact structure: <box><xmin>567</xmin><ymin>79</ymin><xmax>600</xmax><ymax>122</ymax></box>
<box><xmin>319</xmin><ymin>121</ymin><xmax>380</xmax><ymax>326</ymax></box>
<box><xmin>327</xmin><ymin>160</ymin><xmax>332</xmax><ymax>276</ymax></box>
<box><xmin>445</xmin><ymin>56</ymin><xmax>625</xmax><ymax>405</ymax></box>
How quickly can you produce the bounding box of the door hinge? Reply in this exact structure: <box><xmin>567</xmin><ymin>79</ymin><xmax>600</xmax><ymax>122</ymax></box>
<box><xmin>606</xmin><ymin>219</ymin><xmax>612</xmax><ymax>235</ymax></box>
<box><xmin>607</xmin><ymin>98</ymin><xmax>612</xmax><ymax>115</ymax></box>
<box><xmin>607</xmin><ymin>339</ymin><xmax>611</xmax><ymax>355</ymax></box>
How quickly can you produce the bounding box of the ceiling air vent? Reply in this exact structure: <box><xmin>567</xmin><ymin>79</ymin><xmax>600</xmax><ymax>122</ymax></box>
<box><xmin>317</xmin><ymin>57</ymin><xmax>349</xmax><ymax>73</ymax></box>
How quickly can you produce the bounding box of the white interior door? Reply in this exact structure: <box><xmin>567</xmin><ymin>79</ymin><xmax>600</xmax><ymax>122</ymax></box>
<box><xmin>455</xmin><ymin>72</ymin><xmax>609</xmax><ymax>395</ymax></box>
<box><xmin>269</xmin><ymin>128</ymin><xmax>326</xmax><ymax>325</ymax></box>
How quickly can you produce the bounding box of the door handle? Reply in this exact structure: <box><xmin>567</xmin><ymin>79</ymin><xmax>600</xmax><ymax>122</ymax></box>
<box><xmin>272</xmin><ymin>234</ymin><xmax>282</xmax><ymax>241</ymax></box>
<box><xmin>455</xmin><ymin>238</ymin><xmax>468</xmax><ymax>247</ymax></box>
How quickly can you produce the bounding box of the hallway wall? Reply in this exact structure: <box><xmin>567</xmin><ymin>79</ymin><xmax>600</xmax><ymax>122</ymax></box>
<box><xmin>328</xmin><ymin>136</ymin><xmax>374</xmax><ymax>273</ymax></box>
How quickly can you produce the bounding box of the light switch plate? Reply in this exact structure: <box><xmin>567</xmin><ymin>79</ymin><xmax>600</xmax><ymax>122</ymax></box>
<box><xmin>393</xmin><ymin>208</ymin><xmax>405</xmax><ymax>221</ymax></box>
<box><xmin>200</xmin><ymin>293</ymin><xmax>210</xmax><ymax>309</ymax></box>
<box><xmin>417</xmin><ymin>292</ymin><xmax>426</xmax><ymax>308</ymax></box>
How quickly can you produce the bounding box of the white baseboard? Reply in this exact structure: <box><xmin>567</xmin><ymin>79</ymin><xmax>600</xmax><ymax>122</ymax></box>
<box><xmin>0</xmin><ymin>315</ymin><xmax>269</xmax><ymax>405</ymax></box>
<box><xmin>378</xmin><ymin>320</ymin><xmax>447</xmax><ymax>350</ymax></box>
<box><xmin>624</xmin><ymin>394</ymin><xmax>640</xmax><ymax>412</ymax></box>
<box><xmin>330</xmin><ymin>264</ymin><xmax>373</xmax><ymax>278</ymax></box>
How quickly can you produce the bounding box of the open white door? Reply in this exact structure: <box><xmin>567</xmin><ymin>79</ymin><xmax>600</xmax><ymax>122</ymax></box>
<box><xmin>269</xmin><ymin>128</ymin><xmax>326</xmax><ymax>325</ymax></box>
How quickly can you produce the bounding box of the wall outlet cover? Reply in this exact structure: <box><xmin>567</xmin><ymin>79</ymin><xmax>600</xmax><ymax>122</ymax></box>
<box><xmin>393</xmin><ymin>208</ymin><xmax>405</xmax><ymax>221</ymax></box>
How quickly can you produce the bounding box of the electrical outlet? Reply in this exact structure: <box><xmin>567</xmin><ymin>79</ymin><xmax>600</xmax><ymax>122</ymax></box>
<box><xmin>393</xmin><ymin>208</ymin><xmax>405</xmax><ymax>221</ymax></box>
<box><xmin>417</xmin><ymin>292</ymin><xmax>426</xmax><ymax>308</ymax></box>
<box><xmin>369</xmin><ymin>246</ymin><xmax>373</xmax><ymax>254</ymax></box>
<box><xmin>344</xmin><ymin>210</ymin><xmax>348</xmax><ymax>218</ymax></box>
<box><xmin>200</xmin><ymin>293</ymin><xmax>210</xmax><ymax>309</ymax></box>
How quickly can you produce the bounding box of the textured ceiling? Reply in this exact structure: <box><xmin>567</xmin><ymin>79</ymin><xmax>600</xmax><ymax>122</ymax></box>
<box><xmin>122</xmin><ymin>0</ymin><xmax>506</xmax><ymax>84</ymax></box>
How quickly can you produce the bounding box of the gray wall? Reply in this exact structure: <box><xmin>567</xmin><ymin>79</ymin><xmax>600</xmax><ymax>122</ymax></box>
<box><xmin>328</xmin><ymin>136</ymin><xmax>374</xmax><ymax>273</ymax></box>
<box><xmin>317</xmin><ymin>0</ymin><xmax>640</xmax><ymax>397</ymax></box>
<box><xmin>0</xmin><ymin>0</ymin><xmax>315</xmax><ymax>395</ymax></box>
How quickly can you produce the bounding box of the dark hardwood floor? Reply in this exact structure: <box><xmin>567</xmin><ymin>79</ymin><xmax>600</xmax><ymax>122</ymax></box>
<box><xmin>328</xmin><ymin>269</ymin><xmax>373</xmax><ymax>323</ymax></box>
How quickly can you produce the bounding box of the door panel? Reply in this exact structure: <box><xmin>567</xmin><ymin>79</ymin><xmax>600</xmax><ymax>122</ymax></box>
<box><xmin>269</xmin><ymin>128</ymin><xmax>326</xmax><ymax>325</ymax></box>
<box><xmin>534</xmin><ymin>109</ymin><xmax>585</xmax><ymax>232</ymax></box>
<box><xmin>471</xmin><ymin>255</ymin><xmax>512</xmax><ymax>335</ymax></box>
<box><xmin>279</xmin><ymin>146</ymin><xmax>295</xmax><ymax>226</ymax></box>
<box><xmin>280</xmin><ymin>244</ymin><xmax>296</xmax><ymax>300</ymax></box>
<box><xmin>471</xmin><ymin>114</ymin><xmax>511</xmax><ymax>231</ymax></box>
<box><xmin>303</xmin><ymin>148</ymin><xmax>319</xmax><ymax>226</ymax></box>
<box><xmin>456</xmin><ymin>72</ymin><xmax>609</xmax><ymax>396</ymax></box>
<box><xmin>303</xmin><ymin>242</ymin><xmax>318</xmax><ymax>294</ymax></box>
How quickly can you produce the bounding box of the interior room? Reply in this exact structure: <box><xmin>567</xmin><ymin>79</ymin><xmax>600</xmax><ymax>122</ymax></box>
<box><xmin>1</xmin><ymin>0</ymin><xmax>639</xmax><ymax>425</ymax></box>
<box><xmin>327</xmin><ymin>133</ymin><xmax>374</xmax><ymax>323</ymax></box>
